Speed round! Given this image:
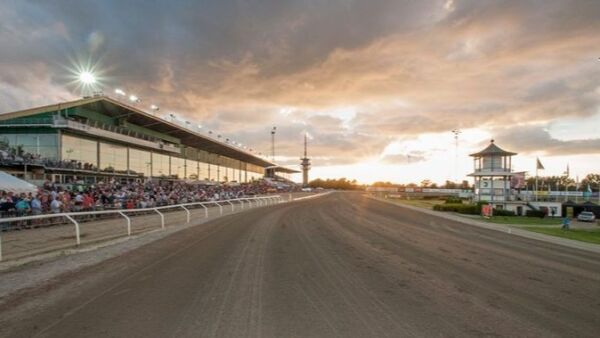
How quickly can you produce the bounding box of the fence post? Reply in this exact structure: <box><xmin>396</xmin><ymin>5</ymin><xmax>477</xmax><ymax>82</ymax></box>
<box><xmin>215</xmin><ymin>202</ymin><xmax>223</xmax><ymax>215</ymax></box>
<box><xmin>226</xmin><ymin>200</ymin><xmax>235</xmax><ymax>212</ymax></box>
<box><xmin>154</xmin><ymin>208</ymin><xmax>165</xmax><ymax>229</ymax></box>
<box><xmin>203</xmin><ymin>203</ymin><xmax>209</xmax><ymax>218</ymax></box>
<box><xmin>118</xmin><ymin>211</ymin><xmax>132</xmax><ymax>236</ymax></box>
<box><xmin>0</xmin><ymin>234</ymin><xmax>2</xmax><ymax>262</ymax></box>
<box><xmin>64</xmin><ymin>215</ymin><xmax>81</xmax><ymax>246</ymax></box>
<box><xmin>239</xmin><ymin>199</ymin><xmax>244</xmax><ymax>210</ymax></box>
<box><xmin>245</xmin><ymin>198</ymin><xmax>252</xmax><ymax>208</ymax></box>
<box><xmin>181</xmin><ymin>205</ymin><xmax>191</xmax><ymax>223</ymax></box>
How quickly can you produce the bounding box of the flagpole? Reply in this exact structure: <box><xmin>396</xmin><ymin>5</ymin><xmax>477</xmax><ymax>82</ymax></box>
<box><xmin>535</xmin><ymin>159</ymin><xmax>538</xmax><ymax>202</ymax></box>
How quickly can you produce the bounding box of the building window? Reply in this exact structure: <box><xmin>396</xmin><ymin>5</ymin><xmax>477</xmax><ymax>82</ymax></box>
<box><xmin>129</xmin><ymin>148</ymin><xmax>151</xmax><ymax>177</ymax></box>
<box><xmin>186</xmin><ymin>159</ymin><xmax>199</xmax><ymax>180</ymax></box>
<box><xmin>61</xmin><ymin>134</ymin><xmax>97</xmax><ymax>169</ymax></box>
<box><xmin>152</xmin><ymin>153</ymin><xmax>170</xmax><ymax>177</ymax></box>
<box><xmin>99</xmin><ymin>142</ymin><xmax>128</xmax><ymax>172</ymax></box>
<box><xmin>170</xmin><ymin>156</ymin><xmax>185</xmax><ymax>179</ymax></box>
<box><xmin>0</xmin><ymin>133</ymin><xmax>59</xmax><ymax>160</ymax></box>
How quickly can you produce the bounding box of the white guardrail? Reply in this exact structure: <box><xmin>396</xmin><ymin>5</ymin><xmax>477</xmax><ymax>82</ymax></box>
<box><xmin>0</xmin><ymin>195</ymin><xmax>284</xmax><ymax>261</ymax></box>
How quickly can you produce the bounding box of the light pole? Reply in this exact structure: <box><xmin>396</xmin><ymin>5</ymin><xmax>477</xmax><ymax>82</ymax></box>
<box><xmin>271</xmin><ymin>126</ymin><xmax>276</xmax><ymax>161</ymax></box>
<box><xmin>452</xmin><ymin>129</ymin><xmax>461</xmax><ymax>182</ymax></box>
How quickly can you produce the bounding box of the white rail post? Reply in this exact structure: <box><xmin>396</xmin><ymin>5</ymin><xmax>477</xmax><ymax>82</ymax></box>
<box><xmin>0</xmin><ymin>233</ymin><xmax>3</xmax><ymax>262</ymax></box>
<box><xmin>239</xmin><ymin>199</ymin><xmax>244</xmax><ymax>210</ymax></box>
<box><xmin>181</xmin><ymin>205</ymin><xmax>191</xmax><ymax>223</ymax></box>
<box><xmin>215</xmin><ymin>202</ymin><xmax>223</xmax><ymax>215</ymax></box>
<box><xmin>118</xmin><ymin>211</ymin><xmax>132</xmax><ymax>236</ymax></box>
<box><xmin>245</xmin><ymin>198</ymin><xmax>252</xmax><ymax>208</ymax></box>
<box><xmin>199</xmin><ymin>203</ymin><xmax>208</xmax><ymax>218</ymax></box>
<box><xmin>64</xmin><ymin>215</ymin><xmax>81</xmax><ymax>246</ymax></box>
<box><xmin>154</xmin><ymin>208</ymin><xmax>165</xmax><ymax>229</ymax></box>
<box><xmin>289</xmin><ymin>193</ymin><xmax>292</xmax><ymax>201</ymax></box>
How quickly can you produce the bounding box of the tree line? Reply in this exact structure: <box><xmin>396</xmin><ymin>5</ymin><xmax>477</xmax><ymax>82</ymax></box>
<box><xmin>308</xmin><ymin>178</ymin><xmax>364</xmax><ymax>190</ymax></box>
<box><xmin>524</xmin><ymin>173</ymin><xmax>600</xmax><ymax>192</ymax></box>
<box><xmin>308</xmin><ymin>173</ymin><xmax>600</xmax><ymax>191</ymax></box>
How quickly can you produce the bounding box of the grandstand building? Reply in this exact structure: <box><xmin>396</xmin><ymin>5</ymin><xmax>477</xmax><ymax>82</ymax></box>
<box><xmin>0</xmin><ymin>96</ymin><xmax>298</xmax><ymax>185</ymax></box>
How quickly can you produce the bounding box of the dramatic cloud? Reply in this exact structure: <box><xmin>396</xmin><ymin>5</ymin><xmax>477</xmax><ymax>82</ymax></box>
<box><xmin>1</xmin><ymin>0</ymin><xmax>599</xmax><ymax>181</ymax></box>
<box><xmin>493</xmin><ymin>125</ymin><xmax>600</xmax><ymax>156</ymax></box>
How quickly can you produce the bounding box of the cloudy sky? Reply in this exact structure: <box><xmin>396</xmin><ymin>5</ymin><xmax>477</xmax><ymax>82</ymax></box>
<box><xmin>1</xmin><ymin>0</ymin><xmax>599</xmax><ymax>184</ymax></box>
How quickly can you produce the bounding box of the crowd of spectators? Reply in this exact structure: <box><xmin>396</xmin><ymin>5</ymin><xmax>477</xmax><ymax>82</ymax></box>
<box><xmin>1</xmin><ymin>179</ymin><xmax>292</xmax><ymax>218</ymax></box>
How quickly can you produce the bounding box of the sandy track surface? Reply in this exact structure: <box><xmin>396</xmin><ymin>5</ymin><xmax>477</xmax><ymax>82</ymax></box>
<box><xmin>1</xmin><ymin>192</ymin><xmax>599</xmax><ymax>337</ymax></box>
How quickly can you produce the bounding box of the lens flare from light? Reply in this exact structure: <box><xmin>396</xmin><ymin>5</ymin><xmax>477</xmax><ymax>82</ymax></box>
<box><xmin>79</xmin><ymin>71</ymin><xmax>96</xmax><ymax>85</ymax></box>
<box><xmin>64</xmin><ymin>53</ymin><xmax>110</xmax><ymax>96</ymax></box>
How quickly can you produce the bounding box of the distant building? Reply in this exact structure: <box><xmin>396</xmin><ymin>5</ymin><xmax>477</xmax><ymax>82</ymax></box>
<box><xmin>468</xmin><ymin>140</ymin><xmax>562</xmax><ymax>216</ymax></box>
<box><xmin>468</xmin><ymin>139</ymin><xmax>516</xmax><ymax>207</ymax></box>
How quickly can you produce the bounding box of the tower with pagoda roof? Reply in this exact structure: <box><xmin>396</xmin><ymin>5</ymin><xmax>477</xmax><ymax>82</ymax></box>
<box><xmin>468</xmin><ymin>140</ymin><xmax>517</xmax><ymax>207</ymax></box>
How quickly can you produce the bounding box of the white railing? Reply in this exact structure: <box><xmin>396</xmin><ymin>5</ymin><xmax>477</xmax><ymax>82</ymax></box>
<box><xmin>0</xmin><ymin>195</ymin><xmax>283</xmax><ymax>261</ymax></box>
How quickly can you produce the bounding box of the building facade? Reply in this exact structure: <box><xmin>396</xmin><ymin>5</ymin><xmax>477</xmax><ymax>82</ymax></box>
<box><xmin>0</xmin><ymin>96</ymin><xmax>291</xmax><ymax>185</ymax></box>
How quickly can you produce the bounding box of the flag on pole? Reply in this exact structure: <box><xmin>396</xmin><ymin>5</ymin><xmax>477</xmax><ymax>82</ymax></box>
<box><xmin>536</xmin><ymin>158</ymin><xmax>545</xmax><ymax>170</ymax></box>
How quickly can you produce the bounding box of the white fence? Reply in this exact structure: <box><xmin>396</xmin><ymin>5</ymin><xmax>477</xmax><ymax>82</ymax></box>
<box><xmin>0</xmin><ymin>195</ymin><xmax>284</xmax><ymax>262</ymax></box>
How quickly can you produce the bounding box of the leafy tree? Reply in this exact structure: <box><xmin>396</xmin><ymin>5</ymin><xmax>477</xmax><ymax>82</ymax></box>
<box><xmin>308</xmin><ymin>177</ymin><xmax>363</xmax><ymax>190</ymax></box>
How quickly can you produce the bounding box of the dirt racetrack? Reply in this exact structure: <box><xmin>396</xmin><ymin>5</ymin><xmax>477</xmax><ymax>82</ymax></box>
<box><xmin>1</xmin><ymin>192</ymin><xmax>599</xmax><ymax>337</ymax></box>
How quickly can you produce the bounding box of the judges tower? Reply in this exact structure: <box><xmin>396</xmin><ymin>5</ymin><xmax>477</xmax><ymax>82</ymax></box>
<box><xmin>468</xmin><ymin>140</ymin><xmax>517</xmax><ymax>207</ymax></box>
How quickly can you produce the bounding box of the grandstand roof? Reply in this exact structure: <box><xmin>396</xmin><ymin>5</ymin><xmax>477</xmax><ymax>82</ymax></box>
<box><xmin>265</xmin><ymin>165</ymin><xmax>301</xmax><ymax>174</ymax></box>
<box><xmin>0</xmin><ymin>96</ymin><xmax>277</xmax><ymax>168</ymax></box>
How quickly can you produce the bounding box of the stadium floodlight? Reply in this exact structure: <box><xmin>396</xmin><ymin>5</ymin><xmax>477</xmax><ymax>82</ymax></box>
<box><xmin>197</xmin><ymin>124</ymin><xmax>202</xmax><ymax>129</ymax></box>
<box><xmin>129</xmin><ymin>95</ymin><xmax>140</xmax><ymax>103</ymax></box>
<box><xmin>150</xmin><ymin>104</ymin><xmax>159</xmax><ymax>111</ymax></box>
<box><xmin>115</xmin><ymin>88</ymin><xmax>126</xmax><ymax>96</ymax></box>
<box><xmin>79</xmin><ymin>71</ymin><xmax>96</xmax><ymax>85</ymax></box>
